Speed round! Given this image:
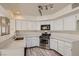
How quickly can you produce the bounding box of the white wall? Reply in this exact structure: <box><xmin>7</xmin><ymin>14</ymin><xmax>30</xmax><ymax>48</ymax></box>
<box><xmin>0</xmin><ymin>5</ymin><xmax>15</xmax><ymax>35</ymax></box>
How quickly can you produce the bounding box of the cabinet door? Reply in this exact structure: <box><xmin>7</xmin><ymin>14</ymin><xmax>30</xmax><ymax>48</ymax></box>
<box><xmin>26</xmin><ymin>37</ymin><xmax>39</xmax><ymax>47</ymax></box>
<box><xmin>64</xmin><ymin>42</ymin><xmax>72</xmax><ymax>56</ymax></box>
<box><xmin>63</xmin><ymin>15</ymin><xmax>76</xmax><ymax>31</ymax></box>
<box><xmin>50</xmin><ymin>21</ymin><xmax>54</xmax><ymax>30</ymax></box>
<box><xmin>26</xmin><ymin>38</ymin><xmax>32</xmax><ymax>47</ymax></box>
<box><xmin>35</xmin><ymin>22</ymin><xmax>40</xmax><ymax>30</ymax></box>
<box><xmin>21</xmin><ymin>21</ymin><xmax>27</xmax><ymax>30</ymax></box>
<box><xmin>16</xmin><ymin>21</ymin><xmax>22</xmax><ymax>30</ymax></box>
<box><xmin>32</xmin><ymin>37</ymin><xmax>40</xmax><ymax>47</ymax></box>
<box><xmin>50</xmin><ymin>39</ymin><xmax>58</xmax><ymax>51</ymax></box>
<box><xmin>54</xmin><ymin>19</ymin><xmax>63</xmax><ymax>31</ymax></box>
<box><xmin>64</xmin><ymin>46</ymin><xmax>72</xmax><ymax>56</ymax></box>
<box><xmin>58</xmin><ymin>40</ymin><xmax>65</xmax><ymax>55</ymax></box>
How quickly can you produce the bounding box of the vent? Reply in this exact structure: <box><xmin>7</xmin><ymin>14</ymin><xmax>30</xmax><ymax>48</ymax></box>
<box><xmin>72</xmin><ymin>3</ymin><xmax>79</xmax><ymax>9</ymax></box>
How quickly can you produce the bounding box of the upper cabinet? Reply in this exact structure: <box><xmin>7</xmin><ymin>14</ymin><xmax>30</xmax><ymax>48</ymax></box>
<box><xmin>15</xmin><ymin>14</ymin><xmax>78</xmax><ymax>31</ymax></box>
<box><xmin>50</xmin><ymin>21</ymin><xmax>54</xmax><ymax>30</ymax></box>
<box><xmin>21</xmin><ymin>21</ymin><xmax>27</xmax><ymax>30</ymax></box>
<box><xmin>15</xmin><ymin>20</ymin><xmax>41</xmax><ymax>31</ymax></box>
<box><xmin>53</xmin><ymin>19</ymin><xmax>64</xmax><ymax>31</ymax></box>
<box><xmin>16</xmin><ymin>20</ymin><xmax>22</xmax><ymax>30</ymax></box>
<box><xmin>34</xmin><ymin>22</ymin><xmax>40</xmax><ymax>30</ymax></box>
<box><xmin>63</xmin><ymin>15</ymin><xmax>76</xmax><ymax>31</ymax></box>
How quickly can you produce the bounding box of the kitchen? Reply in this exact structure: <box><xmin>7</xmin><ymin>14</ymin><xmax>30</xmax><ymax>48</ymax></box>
<box><xmin>0</xmin><ymin>3</ymin><xmax>79</xmax><ymax>56</ymax></box>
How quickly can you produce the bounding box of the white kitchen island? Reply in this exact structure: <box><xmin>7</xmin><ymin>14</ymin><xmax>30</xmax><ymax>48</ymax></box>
<box><xmin>24</xmin><ymin>34</ymin><xmax>40</xmax><ymax>48</ymax></box>
<box><xmin>50</xmin><ymin>33</ymin><xmax>79</xmax><ymax>56</ymax></box>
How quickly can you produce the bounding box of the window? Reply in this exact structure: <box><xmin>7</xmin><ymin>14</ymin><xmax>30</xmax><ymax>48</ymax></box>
<box><xmin>0</xmin><ymin>17</ymin><xmax>10</xmax><ymax>36</ymax></box>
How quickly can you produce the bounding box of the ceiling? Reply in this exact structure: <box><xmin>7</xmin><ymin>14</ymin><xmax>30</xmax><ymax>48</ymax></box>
<box><xmin>0</xmin><ymin>3</ymin><xmax>69</xmax><ymax>17</ymax></box>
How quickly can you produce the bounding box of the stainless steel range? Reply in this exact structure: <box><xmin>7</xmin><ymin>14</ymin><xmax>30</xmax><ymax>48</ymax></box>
<box><xmin>39</xmin><ymin>32</ymin><xmax>51</xmax><ymax>49</ymax></box>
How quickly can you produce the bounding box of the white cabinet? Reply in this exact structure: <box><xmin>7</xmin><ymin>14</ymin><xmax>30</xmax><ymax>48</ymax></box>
<box><xmin>63</xmin><ymin>15</ymin><xmax>76</xmax><ymax>31</ymax></box>
<box><xmin>50</xmin><ymin>21</ymin><xmax>54</xmax><ymax>30</ymax></box>
<box><xmin>50</xmin><ymin>36</ymin><xmax>79</xmax><ymax>56</ymax></box>
<box><xmin>15</xmin><ymin>20</ymin><xmax>22</xmax><ymax>30</ymax></box>
<box><xmin>25</xmin><ymin>37</ymin><xmax>40</xmax><ymax>47</ymax></box>
<box><xmin>58</xmin><ymin>40</ymin><xmax>65</xmax><ymax>55</ymax></box>
<box><xmin>54</xmin><ymin>19</ymin><xmax>63</xmax><ymax>31</ymax></box>
<box><xmin>35</xmin><ymin>22</ymin><xmax>40</xmax><ymax>30</ymax></box>
<box><xmin>50</xmin><ymin>39</ymin><xmax>58</xmax><ymax>51</ymax></box>
<box><xmin>26</xmin><ymin>37</ymin><xmax>32</xmax><ymax>47</ymax></box>
<box><xmin>21</xmin><ymin>21</ymin><xmax>27</xmax><ymax>30</ymax></box>
<box><xmin>64</xmin><ymin>42</ymin><xmax>72</xmax><ymax>56</ymax></box>
<box><xmin>15</xmin><ymin>20</ymin><xmax>40</xmax><ymax>31</ymax></box>
<box><xmin>30</xmin><ymin>22</ymin><xmax>40</xmax><ymax>30</ymax></box>
<box><xmin>58</xmin><ymin>40</ymin><xmax>72</xmax><ymax>56</ymax></box>
<box><xmin>32</xmin><ymin>37</ymin><xmax>40</xmax><ymax>47</ymax></box>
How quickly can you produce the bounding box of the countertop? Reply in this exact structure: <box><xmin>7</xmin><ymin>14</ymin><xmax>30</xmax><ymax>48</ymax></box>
<box><xmin>0</xmin><ymin>34</ymin><xmax>15</xmax><ymax>43</ymax></box>
<box><xmin>51</xmin><ymin>33</ymin><xmax>79</xmax><ymax>43</ymax></box>
<box><xmin>16</xmin><ymin>30</ymin><xmax>79</xmax><ymax>43</ymax></box>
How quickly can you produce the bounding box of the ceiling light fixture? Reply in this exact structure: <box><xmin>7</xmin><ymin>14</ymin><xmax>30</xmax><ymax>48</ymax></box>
<box><xmin>38</xmin><ymin>4</ymin><xmax>54</xmax><ymax>16</ymax></box>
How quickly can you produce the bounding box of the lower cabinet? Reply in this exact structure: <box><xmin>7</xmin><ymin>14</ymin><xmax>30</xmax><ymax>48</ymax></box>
<box><xmin>50</xmin><ymin>39</ymin><xmax>73</xmax><ymax>56</ymax></box>
<box><xmin>64</xmin><ymin>42</ymin><xmax>72</xmax><ymax>56</ymax></box>
<box><xmin>32</xmin><ymin>37</ymin><xmax>40</xmax><ymax>47</ymax></box>
<box><xmin>64</xmin><ymin>45</ymin><xmax>72</xmax><ymax>56</ymax></box>
<box><xmin>50</xmin><ymin>39</ymin><xmax>58</xmax><ymax>51</ymax></box>
<box><xmin>26</xmin><ymin>37</ymin><xmax>40</xmax><ymax>47</ymax></box>
<box><xmin>57</xmin><ymin>40</ymin><xmax>72</xmax><ymax>56</ymax></box>
<box><xmin>58</xmin><ymin>40</ymin><xmax>65</xmax><ymax>55</ymax></box>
